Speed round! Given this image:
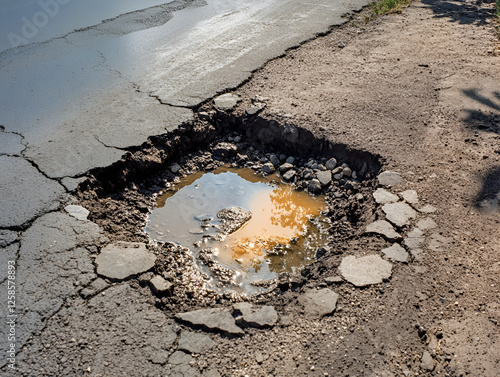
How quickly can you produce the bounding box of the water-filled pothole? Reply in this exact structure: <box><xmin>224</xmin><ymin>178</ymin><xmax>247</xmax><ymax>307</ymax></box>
<box><xmin>146</xmin><ymin>166</ymin><xmax>330</xmax><ymax>294</ymax></box>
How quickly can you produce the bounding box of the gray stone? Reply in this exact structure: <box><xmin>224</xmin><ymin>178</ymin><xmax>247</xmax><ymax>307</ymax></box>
<box><xmin>324</xmin><ymin>275</ymin><xmax>343</xmax><ymax>284</ymax></box>
<box><xmin>382</xmin><ymin>202</ymin><xmax>417</xmax><ymax>227</ymax></box>
<box><xmin>178</xmin><ymin>331</ymin><xmax>215</xmax><ymax>354</ymax></box>
<box><xmin>170</xmin><ymin>163</ymin><xmax>182</xmax><ymax>173</ymax></box>
<box><xmin>316</xmin><ymin>171</ymin><xmax>332</xmax><ymax>186</ymax></box>
<box><xmin>279</xmin><ymin>163</ymin><xmax>294</xmax><ymax>173</ymax></box>
<box><xmin>65</xmin><ymin>204</ymin><xmax>90</xmax><ymax>221</ymax></box>
<box><xmin>80</xmin><ymin>278</ymin><xmax>109</xmax><ymax>299</ymax></box>
<box><xmin>325</xmin><ymin>158</ymin><xmax>337</xmax><ymax>170</ymax></box>
<box><xmin>404</xmin><ymin>228</ymin><xmax>425</xmax><ymax>249</ymax></box>
<box><xmin>377</xmin><ymin>171</ymin><xmax>402</xmax><ymax>187</ymax></box>
<box><xmin>339</xmin><ymin>255</ymin><xmax>393</xmax><ymax>287</ymax></box>
<box><xmin>60</xmin><ymin>176</ymin><xmax>87</xmax><ymax>192</ymax></box>
<box><xmin>298</xmin><ymin>288</ymin><xmax>339</xmax><ymax>317</ymax></box>
<box><xmin>0</xmin><ymin>156</ymin><xmax>66</xmax><ymax>227</ymax></box>
<box><xmin>175</xmin><ymin>308</ymin><xmax>244</xmax><ymax>336</ymax></box>
<box><xmin>342</xmin><ymin>166</ymin><xmax>352</xmax><ymax>178</ymax></box>
<box><xmin>381</xmin><ymin>244</ymin><xmax>409</xmax><ymax>263</ymax></box>
<box><xmin>308</xmin><ymin>179</ymin><xmax>322</xmax><ymax>194</ymax></box>
<box><xmin>282</xmin><ymin>169</ymin><xmax>296</xmax><ymax>181</ymax></box>
<box><xmin>214</xmin><ymin>93</ymin><xmax>240</xmax><ymax>110</ymax></box>
<box><xmin>365</xmin><ymin>220</ymin><xmax>402</xmax><ymax>241</ymax></box>
<box><xmin>96</xmin><ymin>242</ymin><xmax>156</xmax><ymax>280</ymax></box>
<box><xmin>269</xmin><ymin>154</ymin><xmax>280</xmax><ymax>167</ymax></box>
<box><xmin>0</xmin><ymin>230</ymin><xmax>17</xmax><ymax>247</ymax></box>
<box><xmin>420</xmin><ymin>351</ymin><xmax>435</xmax><ymax>371</ymax></box>
<box><xmin>285</xmin><ymin>156</ymin><xmax>295</xmax><ymax>164</ymax></box>
<box><xmin>416</xmin><ymin>217</ymin><xmax>437</xmax><ymax>230</ymax></box>
<box><xmin>149</xmin><ymin>275</ymin><xmax>173</xmax><ymax>296</ymax></box>
<box><xmin>333</xmin><ymin>172</ymin><xmax>343</xmax><ymax>180</ymax></box>
<box><xmin>373</xmin><ymin>188</ymin><xmax>399</xmax><ymax>204</ymax></box>
<box><xmin>418</xmin><ymin>204</ymin><xmax>437</xmax><ymax>213</ymax></box>
<box><xmin>233</xmin><ymin>302</ymin><xmax>278</xmax><ymax>328</ymax></box>
<box><xmin>400</xmin><ymin>189</ymin><xmax>419</xmax><ymax>204</ymax></box>
<box><xmin>262</xmin><ymin>162</ymin><xmax>275</xmax><ymax>174</ymax></box>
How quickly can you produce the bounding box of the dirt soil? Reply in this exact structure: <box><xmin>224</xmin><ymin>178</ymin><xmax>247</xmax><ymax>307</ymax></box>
<box><xmin>13</xmin><ymin>0</ymin><xmax>500</xmax><ymax>376</ymax></box>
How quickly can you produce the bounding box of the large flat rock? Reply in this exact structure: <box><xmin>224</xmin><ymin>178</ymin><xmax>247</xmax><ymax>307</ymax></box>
<box><xmin>382</xmin><ymin>202</ymin><xmax>417</xmax><ymax>227</ymax></box>
<box><xmin>373</xmin><ymin>188</ymin><xmax>399</xmax><ymax>204</ymax></box>
<box><xmin>175</xmin><ymin>308</ymin><xmax>244</xmax><ymax>337</ymax></box>
<box><xmin>96</xmin><ymin>242</ymin><xmax>156</xmax><ymax>280</ymax></box>
<box><xmin>365</xmin><ymin>220</ymin><xmax>402</xmax><ymax>241</ymax></box>
<box><xmin>377</xmin><ymin>171</ymin><xmax>402</xmax><ymax>187</ymax></box>
<box><xmin>339</xmin><ymin>255</ymin><xmax>393</xmax><ymax>287</ymax></box>
<box><xmin>298</xmin><ymin>288</ymin><xmax>339</xmax><ymax>317</ymax></box>
<box><xmin>233</xmin><ymin>303</ymin><xmax>278</xmax><ymax>328</ymax></box>
<box><xmin>0</xmin><ymin>156</ymin><xmax>65</xmax><ymax>227</ymax></box>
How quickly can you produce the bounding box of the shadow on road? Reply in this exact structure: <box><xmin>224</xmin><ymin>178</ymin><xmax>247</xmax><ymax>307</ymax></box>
<box><xmin>475</xmin><ymin>165</ymin><xmax>500</xmax><ymax>212</ymax></box>
<box><xmin>462</xmin><ymin>88</ymin><xmax>500</xmax><ymax>134</ymax></box>
<box><xmin>421</xmin><ymin>0</ymin><xmax>495</xmax><ymax>26</ymax></box>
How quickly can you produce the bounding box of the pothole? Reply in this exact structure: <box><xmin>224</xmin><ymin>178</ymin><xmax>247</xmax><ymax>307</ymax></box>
<box><xmin>77</xmin><ymin>111</ymin><xmax>382</xmax><ymax>306</ymax></box>
<box><xmin>146</xmin><ymin>165</ymin><xmax>329</xmax><ymax>295</ymax></box>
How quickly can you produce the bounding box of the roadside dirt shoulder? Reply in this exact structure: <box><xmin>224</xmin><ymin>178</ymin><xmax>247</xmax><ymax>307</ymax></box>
<box><xmin>228</xmin><ymin>0</ymin><xmax>500</xmax><ymax>375</ymax></box>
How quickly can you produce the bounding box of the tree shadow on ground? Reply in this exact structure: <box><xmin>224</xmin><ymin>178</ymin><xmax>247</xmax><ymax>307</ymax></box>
<box><xmin>462</xmin><ymin>89</ymin><xmax>500</xmax><ymax>134</ymax></box>
<box><xmin>421</xmin><ymin>0</ymin><xmax>495</xmax><ymax>27</ymax></box>
<box><xmin>475</xmin><ymin>166</ymin><xmax>500</xmax><ymax>212</ymax></box>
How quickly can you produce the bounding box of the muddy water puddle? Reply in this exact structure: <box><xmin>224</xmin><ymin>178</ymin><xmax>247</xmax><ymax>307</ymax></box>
<box><xmin>146</xmin><ymin>166</ymin><xmax>330</xmax><ymax>294</ymax></box>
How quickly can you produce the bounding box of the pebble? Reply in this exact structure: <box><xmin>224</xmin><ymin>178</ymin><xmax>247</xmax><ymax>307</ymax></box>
<box><xmin>263</xmin><ymin>162</ymin><xmax>275</xmax><ymax>174</ymax></box>
<box><xmin>342</xmin><ymin>166</ymin><xmax>352</xmax><ymax>178</ymax></box>
<box><xmin>269</xmin><ymin>154</ymin><xmax>280</xmax><ymax>167</ymax></box>
<box><xmin>149</xmin><ymin>275</ymin><xmax>173</xmax><ymax>296</ymax></box>
<box><xmin>283</xmin><ymin>169</ymin><xmax>296</xmax><ymax>181</ymax></box>
<box><xmin>420</xmin><ymin>351</ymin><xmax>435</xmax><ymax>371</ymax></box>
<box><xmin>170</xmin><ymin>163</ymin><xmax>182</xmax><ymax>173</ymax></box>
<box><xmin>316</xmin><ymin>171</ymin><xmax>332</xmax><ymax>186</ymax></box>
<box><xmin>279</xmin><ymin>163</ymin><xmax>294</xmax><ymax>173</ymax></box>
<box><xmin>286</xmin><ymin>156</ymin><xmax>295</xmax><ymax>164</ymax></box>
<box><xmin>308</xmin><ymin>179</ymin><xmax>322</xmax><ymax>194</ymax></box>
<box><xmin>325</xmin><ymin>158</ymin><xmax>337</xmax><ymax>170</ymax></box>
